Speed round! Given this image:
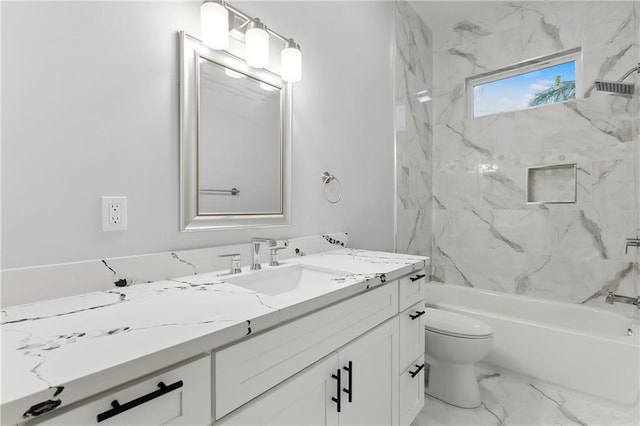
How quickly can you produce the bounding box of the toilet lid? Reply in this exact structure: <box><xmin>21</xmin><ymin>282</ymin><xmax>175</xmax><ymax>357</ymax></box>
<box><xmin>424</xmin><ymin>308</ymin><xmax>493</xmax><ymax>338</ymax></box>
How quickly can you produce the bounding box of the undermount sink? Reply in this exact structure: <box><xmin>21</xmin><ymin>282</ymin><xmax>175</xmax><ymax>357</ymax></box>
<box><xmin>225</xmin><ymin>265</ymin><xmax>347</xmax><ymax>296</ymax></box>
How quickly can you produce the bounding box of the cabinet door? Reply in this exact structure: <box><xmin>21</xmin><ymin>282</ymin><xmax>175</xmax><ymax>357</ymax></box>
<box><xmin>36</xmin><ymin>355</ymin><xmax>210</xmax><ymax>426</ymax></box>
<box><xmin>216</xmin><ymin>354</ymin><xmax>339</xmax><ymax>426</ymax></box>
<box><xmin>399</xmin><ymin>301</ymin><xmax>426</xmax><ymax>371</ymax></box>
<box><xmin>337</xmin><ymin>317</ymin><xmax>399</xmax><ymax>426</ymax></box>
<box><xmin>399</xmin><ymin>272</ymin><xmax>426</xmax><ymax>312</ymax></box>
<box><xmin>399</xmin><ymin>355</ymin><xmax>425</xmax><ymax>426</ymax></box>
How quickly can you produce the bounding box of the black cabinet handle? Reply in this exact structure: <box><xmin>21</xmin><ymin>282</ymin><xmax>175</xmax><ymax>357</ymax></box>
<box><xmin>96</xmin><ymin>380</ymin><xmax>183</xmax><ymax>423</ymax></box>
<box><xmin>409</xmin><ymin>364</ymin><xmax>425</xmax><ymax>378</ymax></box>
<box><xmin>409</xmin><ymin>274</ymin><xmax>426</xmax><ymax>282</ymax></box>
<box><xmin>342</xmin><ymin>361</ymin><xmax>353</xmax><ymax>403</ymax></box>
<box><xmin>410</xmin><ymin>310</ymin><xmax>426</xmax><ymax>320</ymax></box>
<box><xmin>331</xmin><ymin>369</ymin><xmax>341</xmax><ymax>413</ymax></box>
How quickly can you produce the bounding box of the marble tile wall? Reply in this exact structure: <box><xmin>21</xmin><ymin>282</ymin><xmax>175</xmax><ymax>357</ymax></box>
<box><xmin>429</xmin><ymin>1</ymin><xmax>639</xmax><ymax>312</ymax></box>
<box><xmin>394</xmin><ymin>1</ymin><xmax>433</xmax><ymax>257</ymax></box>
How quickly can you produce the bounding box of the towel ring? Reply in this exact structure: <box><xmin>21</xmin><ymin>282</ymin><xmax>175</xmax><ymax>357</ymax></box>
<box><xmin>322</xmin><ymin>172</ymin><xmax>342</xmax><ymax>204</ymax></box>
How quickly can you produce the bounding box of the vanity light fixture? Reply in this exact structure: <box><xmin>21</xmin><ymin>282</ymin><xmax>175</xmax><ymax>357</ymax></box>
<box><xmin>245</xmin><ymin>18</ymin><xmax>270</xmax><ymax>68</ymax></box>
<box><xmin>199</xmin><ymin>1</ymin><xmax>302</xmax><ymax>82</ymax></box>
<box><xmin>281</xmin><ymin>39</ymin><xmax>302</xmax><ymax>83</ymax></box>
<box><xmin>200</xmin><ymin>0</ymin><xmax>229</xmax><ymax>50</ymax></box>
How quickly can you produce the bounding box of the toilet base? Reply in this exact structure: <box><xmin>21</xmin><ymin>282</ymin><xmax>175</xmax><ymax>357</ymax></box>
<box><xmin>425</xmin><ymin>362</ymin><xmax>481</xmax><ymax>409</ymax></box>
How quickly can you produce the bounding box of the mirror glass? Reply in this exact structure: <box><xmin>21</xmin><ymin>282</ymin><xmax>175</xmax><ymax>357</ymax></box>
<box><xmin>180</xmin><ymin>32</ymin><xmax>291</xmax><ymax>231</ymax></box>
<box><xmin>198</xmin><ymin>58</ymin><xmax>282</xmax><ymax>214</ymax></box>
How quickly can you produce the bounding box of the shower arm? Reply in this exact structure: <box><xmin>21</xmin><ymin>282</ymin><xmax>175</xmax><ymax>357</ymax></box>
<box><xmin>617</xmin><ymin>63</ymin><xmax>640</xmax><ymax>82</ymax></box>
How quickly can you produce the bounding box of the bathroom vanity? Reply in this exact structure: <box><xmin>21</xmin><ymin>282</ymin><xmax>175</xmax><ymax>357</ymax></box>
<box><xmin>1</xmin><ymin>249</ymin><xmax>427</xmax><ymax>425</ymax></box>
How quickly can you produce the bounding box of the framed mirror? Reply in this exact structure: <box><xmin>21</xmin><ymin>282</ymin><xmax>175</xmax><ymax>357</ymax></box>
<box><xmin>179</xmin><ymin>32</ymin><xmax>291</xmax><ymax>231</ymax></box>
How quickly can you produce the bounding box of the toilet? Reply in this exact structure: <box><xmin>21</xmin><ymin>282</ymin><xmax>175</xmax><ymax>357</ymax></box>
<box><xmin>424</xmin><ymin>308</ymin><xmax>493</xmax><ymax>408</ymax></box>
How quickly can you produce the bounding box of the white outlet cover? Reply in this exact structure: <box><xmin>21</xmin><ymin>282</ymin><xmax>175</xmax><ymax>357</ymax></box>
<box><xmin>102</xmin><ymin>196</ymin><xmax>127</xmax><ymax>231</ymax></box>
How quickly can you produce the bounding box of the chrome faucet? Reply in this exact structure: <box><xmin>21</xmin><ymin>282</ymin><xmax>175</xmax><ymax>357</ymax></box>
<box><xmin>606</xmin><ymin>292</ymin><xmax>640</xmax><ymax>308</ymax></box>
<box><xmin>250</xmin><ymin>238</ymin><xmax>276</xmax><ymax>270</ymax></box>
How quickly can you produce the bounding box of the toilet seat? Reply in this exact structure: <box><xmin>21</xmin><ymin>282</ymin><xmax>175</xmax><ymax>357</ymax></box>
<box><xmin>424</xmin><ymin>308</ymin><xmax>493</xmax><ymax>339</ymax></box>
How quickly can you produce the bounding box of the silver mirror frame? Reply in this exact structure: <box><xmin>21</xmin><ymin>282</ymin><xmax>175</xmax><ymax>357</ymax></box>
<box><xmin>179</xmin><ymin>31</ymin><xmax>292</xmax><ymax>231</ymax></box>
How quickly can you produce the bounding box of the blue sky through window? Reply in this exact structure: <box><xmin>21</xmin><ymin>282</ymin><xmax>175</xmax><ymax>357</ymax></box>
<box><xmin>473</xmin><ymin>61</ymin><xmax>576</xmax><ymax>117</ymax></box>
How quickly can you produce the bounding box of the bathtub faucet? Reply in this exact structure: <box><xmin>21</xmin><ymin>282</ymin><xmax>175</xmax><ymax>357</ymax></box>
<box><xmin>625</xmin><ymin>237</ymin><xmax>640</xmax><ymax>254</ymax></box>
<box><xmin>605</xmin><ymin>292</ymin><xmax>640</xmax><ymax>308</ymax></box>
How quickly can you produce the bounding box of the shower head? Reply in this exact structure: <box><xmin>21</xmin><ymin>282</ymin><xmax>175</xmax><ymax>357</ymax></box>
<box><xmin>595</xmin><ymin>63</ymin><xmax>639</xmax><ymax>95</ymax></box>
<box><xmin>595</xmin><ymin>80</ymin><xmax>635</xmax><ymax>95</ymax></box>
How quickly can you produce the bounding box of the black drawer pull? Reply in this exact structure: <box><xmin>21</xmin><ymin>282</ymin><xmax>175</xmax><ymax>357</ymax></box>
<box><xmin>342</xmin><ymin>361</ymin><xmax>353</xmax><ymax>403</ymax></box>
<box><xmin>410</xmin><ymin>310</ymin><xmax>426</xmax><ymax>320</ymax></box>
<box><xmin>409</xmin><ymin>274</ymin><xmax>426</xmax><ymax>282</ymax></box>
<box><xmin>331</xmin><ymin>369</ymin><xmax>341</xmax><ymax>413</ymax></box>
<box><xmin>96</xmin><ymin>380</ymin><xmax>183</xmax><ymax>423</ymax></box>
<box><xmin>409</xmin><ymin>364</ymin><xmax>425</xmax><ymax>378</ymax></box>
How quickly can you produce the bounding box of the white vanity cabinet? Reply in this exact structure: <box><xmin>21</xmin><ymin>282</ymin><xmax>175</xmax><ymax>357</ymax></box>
<box><xmin>217</xmin><ymin>318</ymin><xmax>399</xmax><ymax>426</ymax></box>
<box><xmin>30</xmin><ymin>355</ymin><xmax>211</xmax><ymax>426</ymax></box>
<box><xmin>21</xmin><ymin>269</ymin><xmax>425</xmax><ymax>426</ymax></box>
<box><xmin>331</xmin><ymin>317</ymin><xmax>399</xmax><ymax>425</ymax></box>
<box><xmin>215</xmin><ymin>270</ymin><xmax>427</xmax><ymax>426</ymax></box>
<box><xmin>398</xmin><ymin>272</ymin><xmax>427</xmax><ymax>425</ymax></box>
<box><xmin>216</xmin><ymin>353</ymin><xmax>340</xmax><ymax>426</ymax></box>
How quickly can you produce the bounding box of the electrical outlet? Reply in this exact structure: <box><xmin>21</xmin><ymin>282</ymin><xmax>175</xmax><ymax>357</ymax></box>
<box><xmin>102</xmin><ymin>196</ymin><xmax>127</xmax><ymax>231</ymax></box>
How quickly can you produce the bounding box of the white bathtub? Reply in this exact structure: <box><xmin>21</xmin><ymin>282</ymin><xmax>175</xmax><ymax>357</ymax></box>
<box><xmin>425</xmin><ymin>283</ymin><xmax>640</xmax><ymax>406</ymax></box>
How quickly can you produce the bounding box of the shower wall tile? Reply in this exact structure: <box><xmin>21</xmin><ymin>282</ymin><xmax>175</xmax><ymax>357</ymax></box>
<box><xmin>430</xmin><ymin>1</ymin><xmax>639</xmax><ymax>311</ymax></box>
<box><xmin>395</xmin><ymin>0</ymin><xmax>432</xmax><ymax>85</ymax></box>
<box><xmin>592</xmin><ymin>159</ymin><xmax>636</xmax><ymax>212</ymax></box>
<box><xmin>397</xmin><ymin>207</ymin><xmax>431</xmax><ymax>256</ymax></box>
<box><xmin>549</xmin><ymin>209</ymin><xmax>637</xmax><ymax>261</ymax></box>
<box><xmin>488</xmin><ymin>210</ymin><xmax>552</xmax><ymax>256</ymax></box>
<box><xmin>395</xmin><ymin>1</ymin><xmax>432</xmax><ymax>257</ymax></box>
<box><xmin>521</xmin><ymin>256</ymin><xmax>636</xmax><ymax>305</ymax></box>
<box><xmin>397</xmin><ymin>158</ymin><xmax>431</xmax><ymax>210</ymax></box>
<box><xmin>395</xmin><ymin>64</ymin><xmax>432</xmax><ymax>164</ymax></box>
<box><xmin>432</xmin><ymin>170</ymin><xmax>481</xmax><ymax>211</ymax></box>
<box><xmin>479</xmin><ymin>168</ymin><xmax>529</xmax><ymax>210</ymax></box>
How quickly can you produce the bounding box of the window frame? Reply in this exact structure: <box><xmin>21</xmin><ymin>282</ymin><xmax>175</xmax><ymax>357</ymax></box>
<box><xmin>465</xmin><ymin>47</ymin><xmax>583</xmax><ymax>118</ymax></box>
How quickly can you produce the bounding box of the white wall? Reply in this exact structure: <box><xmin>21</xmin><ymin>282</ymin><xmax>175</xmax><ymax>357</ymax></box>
<box><xmin>1</xmin><ymin>1</ymin><xmax>395</xmax><ymax>269</ymax></box>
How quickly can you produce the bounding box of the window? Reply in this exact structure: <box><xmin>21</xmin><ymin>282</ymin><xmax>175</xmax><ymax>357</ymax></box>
<box><xmin>467</xmin><ymin>48</ymin><xmax>582</xmax><ymax>118</ymax></box>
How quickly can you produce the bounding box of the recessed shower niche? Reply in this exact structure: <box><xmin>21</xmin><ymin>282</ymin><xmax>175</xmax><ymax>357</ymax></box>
<box><xmin>526</xmin><ymin>163</ymin><xmax>577</xmax><ymax>204</ymax></box>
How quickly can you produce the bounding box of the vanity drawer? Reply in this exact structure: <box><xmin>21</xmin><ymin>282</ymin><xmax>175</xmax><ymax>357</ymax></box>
<box><xmin>399</xmin><ymin>301</ymin><xmax>426</xmax><ymax>371</ymax></box>
<box><xmin>399</xmin><ymin>354</ymin><xmax>425</xmax><ymax>426</ymax></box>
<box><xmin>399</xmin><ymin>271</ymin><xmax>426</xmax><ymax>312</ymax></box>
<box><xmin>215</xmin><ymin>282</ymin><xmax>398</xmax><ymax>419</ymax></box>
<box><xmin>34</xmin><ymin>355</ymin><xmax>211</xmax><ymax>426</ymax></box>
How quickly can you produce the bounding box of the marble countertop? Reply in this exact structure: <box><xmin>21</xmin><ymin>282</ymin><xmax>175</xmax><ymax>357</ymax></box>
<box><xmin>1</xmin><ymin>248</ymin><xmax>427</xmax><ymax>424</ymax></box>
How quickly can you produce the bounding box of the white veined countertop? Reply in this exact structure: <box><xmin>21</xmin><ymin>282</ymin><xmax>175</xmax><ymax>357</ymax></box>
<box><xmin>1</xmin><ymin>248</ymin><xmax>427</xmax><ymax>424</ymax></box>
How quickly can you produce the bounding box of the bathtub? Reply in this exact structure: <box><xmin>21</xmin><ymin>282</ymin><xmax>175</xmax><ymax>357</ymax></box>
<box><xmin>425</xmin><ymin>283</ymin><xmax>640</xmax><ymax>406</ymax></box>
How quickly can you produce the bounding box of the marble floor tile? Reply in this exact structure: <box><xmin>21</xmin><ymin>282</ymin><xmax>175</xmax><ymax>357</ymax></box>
<box><xmin>412</xmin><ymin>368</ymin><xmax>639</xmax><ymax>426</ymax></box>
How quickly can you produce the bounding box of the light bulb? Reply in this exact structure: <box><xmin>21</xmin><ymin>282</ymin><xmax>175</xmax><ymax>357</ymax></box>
<box><xmin>245</xmin><ymin>19</ymin><xmax>269</xmax><ymax>68</ymax></box>
<box><xmin>201</xmin><ymin>1</ymin><xmax>229</xmax><ymax>50</ymax></box>
<box><xmin>281</xmin><ymin>39</ymin><xmax>302</xmax><ymax>83</ymax></box>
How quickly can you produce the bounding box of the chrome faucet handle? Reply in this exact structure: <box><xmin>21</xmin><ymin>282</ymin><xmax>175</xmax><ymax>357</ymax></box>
<box><xmin>269</xmin><ymin>246</ymin><xmax>287</xmax><ymax>267</ymax></box>
<box><xmin>219</xmin><ymin>253</ymin><xmax>242</xmax><ymax>274</ymax></box>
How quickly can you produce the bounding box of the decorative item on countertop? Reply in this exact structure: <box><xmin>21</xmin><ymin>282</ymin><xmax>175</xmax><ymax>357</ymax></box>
<box><xmin>322</xmin><ymin>172</ymin><xmax>342</xmax><ymax>204</ymax></box>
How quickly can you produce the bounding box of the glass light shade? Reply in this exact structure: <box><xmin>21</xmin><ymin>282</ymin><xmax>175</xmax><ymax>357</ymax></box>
<box><xmin>281</xmin><ymin>44</ymin><xmax>302</xmax><ymax>83</ymax></box>
<box><xmin>201</xmin><ymin>1</ymin><xmax>229</xmax><ymax>50</ymax></box>
<box><xmin>245</xmin><ymin>23</ymin><xmax>269</xmax><ymax>68</ymax></box>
